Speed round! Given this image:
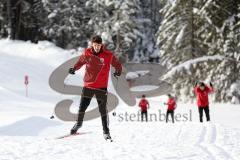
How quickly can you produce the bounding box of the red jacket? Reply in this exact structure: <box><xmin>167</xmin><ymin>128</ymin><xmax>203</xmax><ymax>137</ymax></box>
<box><xmin>138</xmin><ymin>99</ymin><xmax>149</xmax><ymax>111</ymax></box>
<box><xmin>73</xmin><ymin>47</ymin><xmax>122</xmax><ymax>89</ymax></box>
<box><xmin>167</xmin><ymin>98</ymin><xmax>176</xmax><ymax>111</ymax></box>
<box><xmin>194</xmin><ymin>86</ymin><xmax>214</xmax><ymax>107</ymax></box>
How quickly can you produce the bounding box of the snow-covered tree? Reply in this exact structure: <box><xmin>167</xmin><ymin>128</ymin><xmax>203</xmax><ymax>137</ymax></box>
<box><xmin>18</xmin><ymin>0</ymin><xmax>46</xmax><ymax>42</ymax></box>
<box><xmin>156</xmin><ymin>0</ymin><xmax>205</xmax><ymax>102</ymax></box>
<box><xmin>0</xmin><ymin>0</ymin><xmax>7</xmax><ymax>38</ymax></box>
<box><xmin>85</xmin><ymin>0</ymin><xmax>143</xmax><ymax>61</ymax></box>
<box><xmin>43</xmin><ymin>0</ymin><xmax>91</xmax><ymax>48</ymax></box>
<box><xmin>209</xmin><ymin>2</ymin><xmax>240</xmax><ymax>103</ymax></box>
<box><xmin>42</xmin><ymin>0</ymin><xmax>161</xmax><ymax>60</ymax></box>
<box><xmin>156</xmin><ymin>0</ymin><xmax>197</xmax><ymax>67</ymax></box>
<box><xmin>157</xmin><ymin>0</ymin><xmax>240</xmax><ymax>102</ymax></box>
<box><xmin>132</xmin><ymin>0</ymin><xmax>161</xmax><ymax>63</ymax></box>
<box><xmin>0</xmin><ymin>0</ymin><xmax>11</xmax><ymax>38</ymax></box>
<box><xmin>0</xmin><ymin>0</ymin><xmax>45</xmax><ymax>41</ymax></box>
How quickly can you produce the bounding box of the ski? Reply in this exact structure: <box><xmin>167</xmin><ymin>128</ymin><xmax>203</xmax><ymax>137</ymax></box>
<box><xmin>56</xmin><ymin>132</ymin><xmax>113</xmax><ymax>142</ymax></box>
<box><xmin>56</xmin><ymin>132</ymin><xmax>81</xmax><ymax>139</ymax></box>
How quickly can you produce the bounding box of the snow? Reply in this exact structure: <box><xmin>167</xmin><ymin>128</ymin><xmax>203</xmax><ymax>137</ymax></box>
<box><xmin>130</xmin><ymin>85</ymin><xmax>159</xmax><ymax>92</ymax></box>
<box><xmin>0</xmin><ymin>116</ymin><xmax>61</xmax><ymax>136</ymax></box>
<box><xmin>48</xmin><ymin>11</ymin><xmax>57</xmax><ymax>19</ymax></box>
<box><xmin>125</xmin><ymin>70</ymin><xmax>149</xmax><ymax>80</ymax></box>
<box><xmin>0</xmin><ymin>40</ymin><xmax>240</xmax><ymax>160</ymax></box>
<box><xmin>169</xmin><ymin>0</ymin><xmax>178</xmax><ymax>12</ymax></box>
<box><xmin>174</xmin><ymin>25</ymin><xmax>186</xmax><ymax>45</ymax></box>
<box><xmin>0</xmin><ymin>39</ymin><xmax>73</xmax><ymax>66</ymax></box>
<box><xmin>161</xmin><ymin>55</ymin><xmax>225</xmax><ymax>80</ymax></box>
<box><xmin>230</xmin><ymin>82</ymin><xmax>240</xmax><ymax>104</ymax></box>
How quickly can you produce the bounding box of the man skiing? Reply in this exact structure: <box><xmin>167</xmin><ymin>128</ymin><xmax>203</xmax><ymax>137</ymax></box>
<box><xmin>164</xmin><ymin>94</ymin><xmax>176</xmax><ymax>123</ymax></box>
<box><xmin>138</xmin><ymin>95</ymin><xmax>150</xmax><ymax>122</ymax></box>
<box><xmin>194</xmin><ymin>82</ymin><xmax>214</xmax><ymax>122</ymax></box>
<box><xmin>68</xmin><ymin>35</ymin><xmax>122</xmax><ymax>141</ymax></box>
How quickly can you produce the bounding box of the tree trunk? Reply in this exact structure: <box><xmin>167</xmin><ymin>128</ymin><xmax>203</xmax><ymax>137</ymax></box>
<box><xmin>7</xmin><ymin>0</ymin><xmax>13</xmax><ymax>38</ymax></box>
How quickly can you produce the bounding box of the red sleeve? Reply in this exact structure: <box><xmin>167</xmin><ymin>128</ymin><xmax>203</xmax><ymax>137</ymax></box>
<box><xmin>73</xmin><ymin>52</ymin><xmax>86</xmax><ymax>70</ymax></box>
<box><xmin>138</xmin><ymin>100</ymin><xmax>142</xmax><ymax>107</ymax></box>
<box><xmin>111</xmin><ymin>54</ymin><xmax>122</xmax><ymax>74</ymax></box>
<box><xmin>206</xmin><ymin>86</ymin><xmax>214</xmax><ymax>93</ymax></box>
<box><xmin>194</xmin><ymin>87</ymin><xmax>200</xmax><ymax>94</ymax></box>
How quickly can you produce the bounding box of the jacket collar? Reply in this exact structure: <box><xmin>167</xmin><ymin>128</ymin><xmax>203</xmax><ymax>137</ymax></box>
<box><xmin>91</xmin><ymin>46</ymin><xmax>104</xmax><ymax>55</ymax></box>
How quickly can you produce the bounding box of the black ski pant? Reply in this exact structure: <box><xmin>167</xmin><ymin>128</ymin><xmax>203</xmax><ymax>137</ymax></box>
<box><xmin>76</xmin><ymin>87</ymin><xmax>109</xmax><ymax>134</ymax></box>
<box><xmin>141</xmin><ymin>110</ymin><xmax>148</xmax><ymax>122</ymax></box>
<box><xmin>198</xmin><ymin>106</ymin><xmax>210</xmax><ymax>122</ymax></box>
<box><xmin>166</xmin><ymin>110</ymin><xmax>174</xmax><ymax>123</ymax></box>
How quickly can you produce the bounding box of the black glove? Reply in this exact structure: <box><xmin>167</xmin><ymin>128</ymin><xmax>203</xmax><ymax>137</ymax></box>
<box><xmin>69</xmin><ymin>68</ymin><xmax>76</xmax><ymax>74</ymax></box>
<box><xmin>210</xmin><ymin>82</ymin><xmax>213</xmax><ymax>87</ymax></box>
<box><xmin>113</xmin><ymin>72</ymin><xmax>121</xmax><ymax>77</ymax></box>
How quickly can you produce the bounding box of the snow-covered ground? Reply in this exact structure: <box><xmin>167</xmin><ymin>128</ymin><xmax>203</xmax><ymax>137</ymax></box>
<box><xmin>0</xmin><ymin>39</ymin><xmax>240</xmax><ymax>160</ymax></box>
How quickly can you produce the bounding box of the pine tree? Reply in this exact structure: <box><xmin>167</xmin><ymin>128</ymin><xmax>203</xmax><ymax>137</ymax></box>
<box><xmin>43</xmin><ymin>0</ymin><xmax>91</xmax><ymax>48</ymax></box>
<box><xmin>85</xmin><ymin>0</ymin><xmax>142</xmax><ymax>61</ymax></box>
<box><xmin>18</xmin><ymin>0</ymin><xmax>46</xmax><ymax>42</ymax></box>
<box><xmin>156</xmin><ymin>0</ymin><xmax>203</xmax><ymax>102</ymax></box>
<box><xmin>132</xmin><ymin>0</ymin><xmax>161</xmax><ymax>63</ymax></box>
<box><xmin>156</xmin><ymin>0</ymin><xmax>196</xmax><ymax>67</ymax></box>
<box><xmin>85</xmin><ymin>0</ymin><xmax>162</xmax><ymax>62</ymax></box>
<box><xmin>157</xmin><ymin>0</ymin><xmax>240</xmax><ymax>102</ymax></box>
<box><xmin>209</xmin><ymin>1</ymin><xmax>240</xmax><ymax>102</ymax></box>
<box><xmin>0</xmin><ymin>0</ymin><xmax>45</xmax><ymax>41</ymax></box>
<box><xmin>0</xmin><ymin>0</ymin><xmax>8</xmax><ymax>38</ymax></box>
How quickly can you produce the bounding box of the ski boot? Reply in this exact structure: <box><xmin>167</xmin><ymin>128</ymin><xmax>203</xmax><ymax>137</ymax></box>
<box><xmin>103</xmin><ymin>133</ymin><xmax>113</xmax><ymax>142</ymax></box>
<box><xmin>70</xmin><ymin>123</ymin><xmax>81</xmax><ymax>135</ymax></box>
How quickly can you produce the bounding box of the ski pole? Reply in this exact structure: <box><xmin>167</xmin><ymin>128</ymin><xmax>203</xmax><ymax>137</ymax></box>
<box><xmin>112</xmin><ymin>75</ymin><xmax>119</xmax><ymax>116</ymax></box>
<box><xmin>50</xmin><ymin>74</ymin><xmax>71</xmax><ymax>119</ymax></box>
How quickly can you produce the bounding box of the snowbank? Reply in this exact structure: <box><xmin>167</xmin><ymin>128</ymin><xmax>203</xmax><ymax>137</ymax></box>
<box><xmin>0</xmin><ymin>39</ymin><xmax>81</xmax><ymax>66</ymax></box>
<box><xmin>0</xmin><ymin>116</ymin><xmax>62</xmax><ymax>136</ymax></box>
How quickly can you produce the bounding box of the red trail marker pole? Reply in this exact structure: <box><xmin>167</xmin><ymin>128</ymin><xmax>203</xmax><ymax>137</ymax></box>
<box><xmin>24</xmin><ymin>75</ymin><xmax>29</xmax><ymax>97</ymax></box>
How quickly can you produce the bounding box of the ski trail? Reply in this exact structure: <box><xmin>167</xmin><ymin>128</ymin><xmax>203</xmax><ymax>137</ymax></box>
<box><xmin>196</xmin><ymin>126</ymin><xmax>216</xmax><ymax>160</ymax></box>
<box><xmin>176</xmin><ymin>124</ymin><xmax>183</xmax><ymax>144</ymax></box>
<box><xmin>0</xmin><ymin>123</ymin><xmax>239</xmax><ymax>160</ymax></box>
<box><xmin>194</xmin><ymin>124</ymin><xmax>235</xmax><ymax>160</ymax></box>
<box><xmin>205</xmin><ymin>124</ymin><xmax>235</xmax><ymax>160</ymax></box>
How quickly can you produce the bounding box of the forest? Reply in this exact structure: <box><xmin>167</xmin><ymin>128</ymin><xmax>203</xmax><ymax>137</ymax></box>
<box><xmin>0</xmin><ymin>0</ymin><xmax>239</xmax><ymax>103</ymax></box>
